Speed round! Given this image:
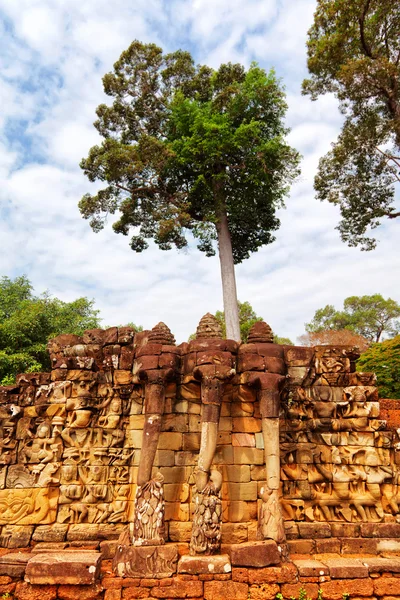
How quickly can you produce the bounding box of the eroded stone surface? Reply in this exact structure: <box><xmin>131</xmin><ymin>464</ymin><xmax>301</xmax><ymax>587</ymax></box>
<box><xmin>113</xmin><ymin>543</ymin><xmax>178</xmax><ymax>578</ymax></box>
<box><xmin>229</xmin><ymin>540</ymin><xmax>281</xmax><ymax>567</ymax></box>
<box><xmin>178</xmin><ymin>554</ymin><xmax>231</xmax><ymax>574</ymax></box>
<box><xmin>25</xmin><ymin>551</ymin><xmax>102</xmax><ymax>584</ymax></box>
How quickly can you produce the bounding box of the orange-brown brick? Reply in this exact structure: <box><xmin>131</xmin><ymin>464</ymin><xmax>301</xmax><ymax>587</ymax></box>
<box><xmin>150</xmin><ymin>579</ymin><xmax>203</xmax><ymax>598</ymax></box>
<box><xmin>14</xmin><ymin>582</ymin><xmax>57</xmax><ymax>600</ymax></box>
<box><xmin>248</xmin><ymin>583</ymin><xmax>280</xmax><ymax>599</ymax></box>
<box><xmin>204</xmin><ymin>580</ymin><xmax>249</xmax><ymax>600</ymax></box>
<box><xmin>281</xmin><ymin>583</ymin><xmax>320</xmax><ymax>599</ymax></box>
<box><xmin>122</xmin><ymin>588</ymin><xmax>150</xmax><ymax>599</ymax></box>
<box><xmin>374</xmin><ymin>577</ymin><xmax>400</xmax><ymax>596</ymax></box>
<box><xmin>57</xmin><ymin>584</ymin><xmax>103</xmax><ymax>600</ymax></box>
<box><xmin>320</xmin><ymin>579</ymin><xmax>374</xmax><ymax>600</ymax></box>
<box><xmin>247</xmin><ymin>563</ymin><xmax>298</xmax><ymax>585</ymax></box>
<box><xmin>105</xmin><ymin>590</ymin><xmax>122</xmax><ymax>600</ymax></box>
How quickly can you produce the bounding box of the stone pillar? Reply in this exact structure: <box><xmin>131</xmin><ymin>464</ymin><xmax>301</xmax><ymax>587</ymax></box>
<box><xmin>131</xmin><ymin>323</ymin><xmax>179</xmax><ymax>547</ymax></box>
<box><xmin>189</xmin><ymin>314</ymin><xmax>236</xmax><ymax>555</ymax></box>
<box><xmin>243</xmin><ymin>321</ymin><xmax>286</xmax><ymax>545</ymax></box>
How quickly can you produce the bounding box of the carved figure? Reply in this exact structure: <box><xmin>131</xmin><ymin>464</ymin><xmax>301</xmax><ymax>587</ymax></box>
<box><xmin>258</xmin><ymin>486</ymin><xmax>286</xmax><ymax>543</ymax></box>
<box><xmin>190</xmin><ymin>470</ymin><xmax>222</xmax><ymax>555</ymax></box>
<box><xmin>132</xmin><ymin>473</ymin><xmax>165</xmax><ymax>546</ymax></box>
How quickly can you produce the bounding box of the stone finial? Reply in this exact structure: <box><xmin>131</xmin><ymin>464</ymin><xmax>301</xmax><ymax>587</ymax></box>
<box><xmin>196</xmin><ymin>313</ymin><xmax>223</xmax><ymax>339</ymax></box>
<box><xmin>148</xmin><ymin>322</ymin><xmax>175</xmax><ymax>345</ymax></box>
<box><xmin>247</xmin><ymin>321</ymin><xmax>274</xmax><ymax>344</ymax></box>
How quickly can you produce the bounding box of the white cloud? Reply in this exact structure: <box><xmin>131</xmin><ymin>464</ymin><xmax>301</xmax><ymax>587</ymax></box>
<box><xmin>0</xmin><ymin>0</ymin><xmax>399</xmax><ymax>345</ymax></box>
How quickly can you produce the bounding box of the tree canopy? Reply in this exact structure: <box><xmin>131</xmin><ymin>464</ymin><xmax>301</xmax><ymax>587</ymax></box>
<box><xmin>304</xmin><ymin>294</ymin><xmax>400</xmax><ymax>343</ymax></box>
<box><xmin>0</xmin><ymin>275</ymin><xmax>100</xmax><ymax>384</ymax></box>
<box><xmin>303</xmin><ymin>0</ymin><xmax>400</xmax><ymax>250</ymax></box>
<box><xmin>79</xmin><ymin>41</ymin><xmax>300</xmax><ymax>340</ymax></box>
<box><xmin>357</xmin><ymin>335</ymin><xmax>400</xmax><ymax>398</ymax></box>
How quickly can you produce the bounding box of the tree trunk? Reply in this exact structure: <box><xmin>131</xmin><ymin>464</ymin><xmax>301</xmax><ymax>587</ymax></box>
<box><xmin>216</xmin><ymin>207</ymin><xmax>241</xmax><ymax>341</ymax></box>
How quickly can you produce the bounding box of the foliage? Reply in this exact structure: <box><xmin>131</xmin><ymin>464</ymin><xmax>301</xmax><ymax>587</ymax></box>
<box><xmin>305</xmin><ymin>294</ymin><xmax>400</xmax><ymax>342</ymax></box>
<box><xmin>79</xmin><ymin>41</ymin><xmax>300</xmax><ymax>264</ymax></box>
<box><xmin>214</xmin><ymin>300</ymin><xmax>293</xmax><ymax>343</ymax></box>
<box><xmin>298</xmin><ymin>329</ymin><xmax>370</xmax><ymax>352</ymax></box>
<box><xmin>303</xmin><ymin>1</ymin><xmax>400</xmax><ymax>249</ymax></box>
<box><xmin>0</xmin><ymin>275</ymin><xmax>100</xmax><ymax>385</ymax></box>
<box><xmin>357</xmin><ymin>334</ymin><xmax>400</xmax><ymax>398</ymax></box>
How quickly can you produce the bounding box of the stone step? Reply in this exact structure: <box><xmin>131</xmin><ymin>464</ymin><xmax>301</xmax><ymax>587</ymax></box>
<box><xmin>24</xmin><ymin>551</ymin><xmax>101</xmax><ymax>585</ymax></box>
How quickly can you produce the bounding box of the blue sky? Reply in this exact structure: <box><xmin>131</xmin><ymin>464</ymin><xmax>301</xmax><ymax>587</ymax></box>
<box><xmin>0</xmin><ymin>0</ymin><xmax>399</xmax><ymax>342</ymax></box>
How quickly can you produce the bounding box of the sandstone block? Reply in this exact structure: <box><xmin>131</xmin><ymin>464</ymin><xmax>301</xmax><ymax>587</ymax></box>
<box><xmin>232</xmin><ymin>417</ymin><xmax>262</xmax><ymax>433</ymax></box>
<box><xmin>229</xmin><ymin>540</ymin><xmax>280</xmax><ymax>567</ymax></box>
<box><xmin>222</xmin><ymin>501</ymin><xmax>257</xmax><ymax>522</ymax></box>
<box><xmin>363</xmin><ymin>557</ymin><xmax>400</xmax><ymax>573</ymax></box>
<box><xmin>298</xmin><ymin>522</ymin><xmax>331</xmax><ymax>539</ymax></box>
<box><xmin>288</xmin><ymin>539</ymin><xmax>316</xmax><ymax>555</ymax></box>
<box><xmin>293</xmin><ymin>559</ymin><xmax>328</xmax><ymax>577</ymax></box>
<box><xmin>233</xmin><ymin>447</ymin><xmax>264</xmax><ymax>465</ymax></box>
<box><xmin>158</xmin><ymin>432</ymin><xmax>183</xmax><ymax>450</ymax></box>
<box><xmin>154</xmin><ymin>450</ymin><xmax>175</xmax><ymax>467</ymax></box>
<box><xmin>32</xmin><ymin>524</ymin><xmax>68</xmax><ymax>542</ymax></box>
<box><xmin>168</xmin><ymin>521</ymin><xmax>192</xmax><ymax>542</ymax></box>
<box><xmin>341</xmin><ymin>538</ymin><xmax>378</xmax><ymax>554</ymax></box>
<box><xmin>183</xmin><ymin>433</ymin><xmax>201</xmax><ymax>451</ymax></box>
<box><xmin>174</xmin><ymin>451</ymin><xmax>197</xmax><ymax>465</ymax></box>
<box><xmin>164</xmin><ymin>483</ymin><xmax>190</xmax><ymax>503</ymax></box>
<box><xmin>25</xmin><ymin>551</ymin><xmax>102</xmax><ymax>585</ymax></box>
<box><xmin>232</xmin><ymin>433</ymin><xmax>256</xmax><ymax>447</ymax></box>
<box><xmin>0</xmin><ymin>552</ymin><xmax>31</xmax><ymax>577</ymax></box>
<box><xmin>113</xmin><ymin>544</ymin><xmax>178</xmax><ymax>578</ymax></box>
<box><xmin>322</xmin><ymin>558</ymin><xmax>368</xmax><ymax>579</ymax></box>
<box><xmin>162</xmin><ymin>414</ymin><xmax>188</xmax><ymax>432</ymax></box>
<box><xmin>221</xmin><ymin>523</ymin><xmax>248</xmax><ymax>544</ymax></box>
<box><xmin>361</xmin><ymin>523</ymin><xmax>400</xmax><ymax>538</ymax></box>
<box><xmin>165</xmin><ymin>502</ymin><xmax>190</xmax><ymax>521</ymax></box>
<box><xmin>178</xmin><ymin>554</ymin><xmax>231</xmax><ymax>574</ymax></box>
<box><xmin>127</xmin><ymin>415</ymin><xmax>145</xmax><ymax>429</ymax></box>
<box><xmin>223</xmin><ymin>465</ymin><xmax>250</xmax><ymax>483</ymax></box>
<box><xmin>377</xmin><ymin>538</ymin><xmax>400</xmax><ymax>553</ymax></box>
<box><xmin>204</xmin><ymin>580</ymin><xmax>248</xmax><ymax>600</ymax></box>
<box><xmin>231</xmin><ymin>401</ymin><xmax>254</xmax><ymax>417</ymax></box>
<box><xmin>0</xmin><ymin>525</ymin><xmax>34</xmax><ymax>547</ymax></box>
<box><xmin>222</xmin><ymin>481</ymin><xmax>258</xmax><ymax>501</ymax></box>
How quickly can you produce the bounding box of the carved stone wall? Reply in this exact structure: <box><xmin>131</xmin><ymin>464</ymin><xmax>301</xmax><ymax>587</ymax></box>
<box><xmin>0</xmin><ymin>321</ymin><xmax>398</xmax><ymax>549</ymax></box>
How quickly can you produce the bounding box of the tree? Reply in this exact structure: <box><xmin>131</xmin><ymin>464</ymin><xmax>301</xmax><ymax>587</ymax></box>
<box><xmin>357</xmin><ymin>335</ymin><xmax>400</xmax><ymax>398</ymax></box>
<box><xmin>0</xmin><ymin>275</ymin><xmax>100</xmax><ymax>384</ymax></box>
<box><xmin>303</xmin><ymin>1</ymin><xmax>400</xmax><ymax>249</ymax></box>
<box><xmin>305</xmin><ymin>294</ymin><xmax>400</xmax><ymax>343</ymax></box>
<box><xmin>214</xmin><ymin>300</ymin><xmax>293</xmax><ymax>344</ymax></box>
<box><xmin>79</xmin><ymin>42</ymin><xmax>300</xmax><ymax>341</ymax></box>
<box><xmin>298</xmin><ymin>329</ymin><xmax>370</xmax><ymax>352</ymax></box>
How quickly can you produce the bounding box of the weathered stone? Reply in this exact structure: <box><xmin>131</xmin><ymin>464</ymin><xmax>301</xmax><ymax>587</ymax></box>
<box><xmin>113</xmin><ymin>544</ymin><xmax>178</xmax><ymax>578</ymax></box>
<box><xmin>0</xmin><ymin>552</ymin><xmax>31</xmax><ymax>577</ymax></box>
<box><xmin>57</xmin><ymin>583</ymin><xmax>103</xmax><ymax>600</ymax></box>
<box><xmin>233</xmin><ymin>447</ymin><xmax>264</xmax><ymax>465</ymax></box>
<box><xmin>168</xmin><ymin>521</ymin><xmax>192</xmax><ymax>542</ymax></box>
<box><xmin>298</xmin><ymin>522</ymin><xmax>331</xmax><ymax>539</ymax></box>
<box><xmin>221</xmin><ymin>523</ymin><xmax>248</xmax><ymax>544</ymax></box>
<box><xmin>363</xmin><ymin>557</ymin><xmax>400</xmax><ymax>573</ymax></box>
<box><xmin>229</xmin><ymin>540</ymin><xmax>280</xmax><ymax>567</ymax></box>
<box><xmin>204</xmin><ymin>580</ymin><xmax>248</xmax><ymax>600</ymax></box>
<box><xmin>293</xmin><ymin>559</ymin><xmax>328</xmax><ymax>577</ymax></box>
<box><xmin>0</xmin><ymin>525</ymin><xmax>34</xmax><ymax>547</ymax></box>
<box><xmin>322</xmin><ymin>558</ymin><xmax>368</xmax><ymax>579</ymax></box>
<box><xmin>32</xmin><ymin>524</ymin><xmax>68</xmax><ymax>542</ymax></box>
<box><xmin>14</xmin><ymin>582</ymin><xmax>58</xmax><ymax>600</ymax></box>
<box><xmin>25</xmin><ymin>551</ymin><xmax>102</xmax><ymax>584</ymax></box>
<box><xmin>178</xmin><ymin>554</ymin><xmax>231</xmax><ymax>574</ymax></box>
<box><xmin>221</xmin><ymin>482</ymin><xmax>257</xmax><ymax>501</ymax></box>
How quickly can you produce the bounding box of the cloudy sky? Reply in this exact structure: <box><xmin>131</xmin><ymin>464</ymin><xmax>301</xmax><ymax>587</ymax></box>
<box><xmin>1</xmin><ymin>0</ymin><xmax>399</xmax><ymax>343</ymax></box>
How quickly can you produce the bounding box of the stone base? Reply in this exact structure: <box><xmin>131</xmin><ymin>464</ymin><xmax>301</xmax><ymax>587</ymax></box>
<box><xmin>229</xmin><ymin>540</ymin><xmax>281</xmax><ymax>567</ymax></box>
<box><xmin>25</xmin><ymin>551</ymin><xmax>102</xmax><ymax>585</ymax></box>
<box><xmin>178</xmin><ymin>554</ymin><xmax>231</xmax><ymax>574</ymax></box>
<box><xmin>113</xmin><ymin>543</ymin><xmax>178</xmax><ymax>578</ymax></box>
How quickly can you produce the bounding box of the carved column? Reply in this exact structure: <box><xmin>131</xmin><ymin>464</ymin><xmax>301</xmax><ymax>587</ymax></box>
<box><xmin>189</xmin><ymin>314</ymin><xmax>236</xmax><ymax>555</ymax></box>
<box><xmin>244</xmin><ymin>322</ymin><xmax>286</xmax><ymax>545</ymax></box>
<box><xmin>131</xmin><ymin>323</ymin><xmax>179</xmax><ymax>546</ymax></box>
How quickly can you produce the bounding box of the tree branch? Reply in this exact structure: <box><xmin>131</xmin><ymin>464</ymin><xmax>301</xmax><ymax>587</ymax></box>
<box><xmin>359</xmin><ymin>0</ymin><xmax>374</xmax><ymax>58</ymax></box>
<box><xmin>387</xmin><ymin>211</ymin><xmax>400</xmax><ymax>219</ymax></box>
